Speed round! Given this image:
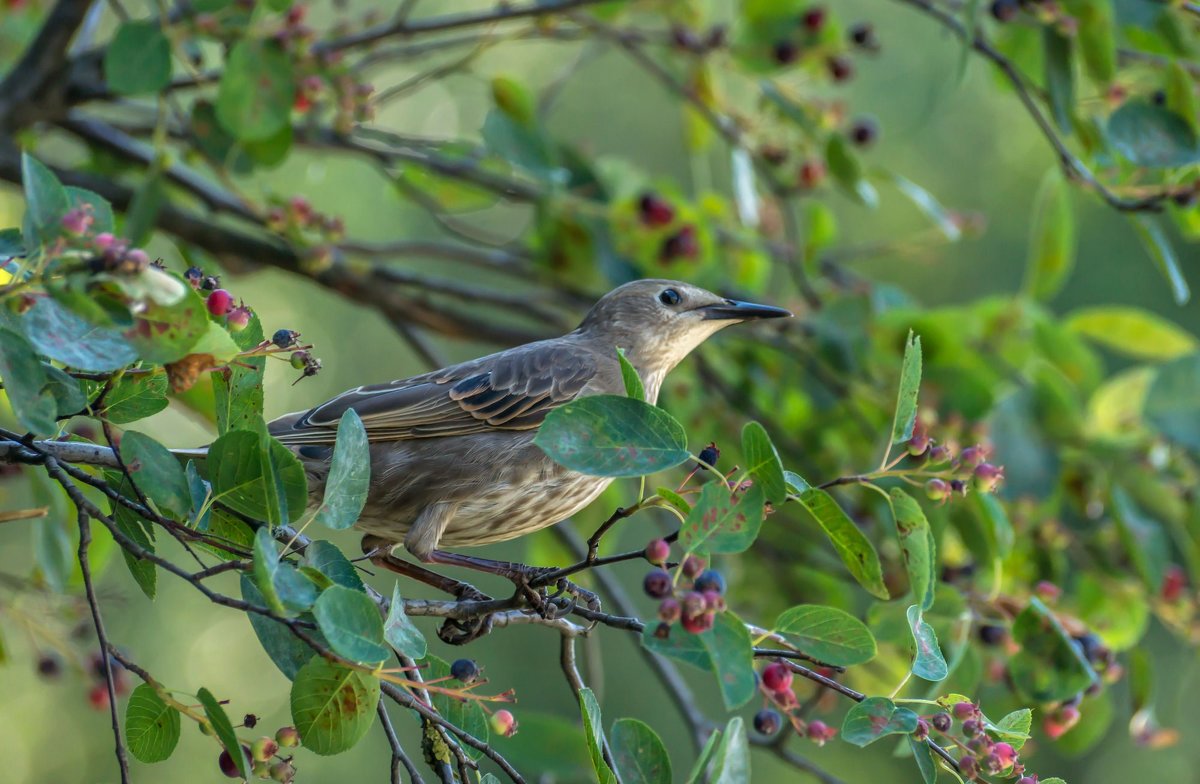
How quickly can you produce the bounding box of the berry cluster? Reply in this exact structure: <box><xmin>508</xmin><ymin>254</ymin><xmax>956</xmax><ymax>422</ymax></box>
<box><xmin>923</xmin><ymin>702</ymin><xmax>1028</xmax><ymax>781</ymax></box>
<box><xmin>217</xmin><ymin>724</ymin><xmax>300</xmax><ymax>782</ymax></box>
<box><xmin>753</xmin><ymin>662</ymin><xmax>839</xmax><ymax>745</ymax></box>
<box><xmin>668</xmin><ymin>23</ymin><xmax>728</xmax><ymax>55</ymax></box>
<box><xmin>891</xmin><ymin>415</ymin><xmax>1006</xmax><ymax>503</ymax></box>
<box><xmin>265</xmin><ymin>196</ymin><xmax>345</xmax><ymax>243</ymax></box>
<box><xmin>645</xmin><ymin>548</ymin><xmax>726</xmax><ymax>636</ymax></box>
<box><xmin>83</xmin><ymin>652</ymin><xmax>132</xmax><ymax>710</ymax></box>
<box><xmin>635</xmin><ymin>191</ymin><xmax>702</xmax><ymax>264</ymax></box>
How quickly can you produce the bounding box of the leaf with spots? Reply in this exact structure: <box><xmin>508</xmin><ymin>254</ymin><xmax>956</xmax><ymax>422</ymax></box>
<box><xmin>906</xmin><ymin>604</ymin><xmax>948</xmax><ymax>682</ymax></box>
<box><xmin>796</xmin><ymin>488</ymin><xmax>889</xmax><ymax>599</ymax></box>
<box><xmin>290</xmin><ymin>657</ymin><xmax>380</xmax><ymax>755</ymax></box>
<box><xmin>890</xmin><ymin>488</ymin><xmax>936</xmax><ymax>611</ymax></box>
<box><xmin>679</xmin><ymin>481</ymin><xmax>765</xmax><ymax>556</ymax></box>
<box><xmin>841</xmin><ymin>697</ymin><xmax>919</xmax><ymax>747</ymax></box>
<box><xmin>535</xmin><ymin>394</ymin><xmax>690</xmax><ymax>478</ymax></box>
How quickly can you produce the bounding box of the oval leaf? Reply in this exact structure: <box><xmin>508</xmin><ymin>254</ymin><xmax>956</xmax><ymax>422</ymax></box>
<box><xmin>290</xmin><ymin>657</ymin><xmax>380</xmax><ymax>756</ymax></box>
<box><xmin>578</xmin><ymin>687</ymin><xmax>617</xmax><ymax>784</ymax></box>
<box><xmin>104</xmin><ymin>21</ymin><xmax>172</xmax><ymax>95</ymax></box>
<box><xmin>383</xmin><ymin>582</ymin><xmax>427</xmax><ymax>659</ymax></box>
<box><xmin>1065</xmin><ymin>306</ymin><xmax>1195</xmax><ymax>361</ymax></box>
<box><xmin>841</xmin><ymin>697</ymin><xmax>919</xmax><ymax>747</ymax></box>
<box><xmin>890</xmin><ymin>331</ymin><xmax>922</xmax><ymax>445</ymax></box>
<box><xmin>125</xmin><ymin>683</ymin><xmax>180</xmax><ymax>763</ymax></box>
<box><xmin>679</xmin><ymin>481</ymin><xmax>765</xmax><ymax>556</ymax></box>
<box><xmin>120</xmin><ymin>430</ymin><xmax>192</xmax><ymax>519</ymax></box>
<box><xmin>890</xmin><ymin>488</ymin><xmax>936</xmax><ymax>610</ymax></box>
<box><xmin>316</xmin><ymin>410</ymin><xmax>371</xmax><ymax>529</ymax></box>
<box><xmin>1108</xmin><ymin>100</ymin><xmax>1200</xmax><ymax>168</ymax></box>
<box><xmin>741</xmin><ymin>421</ymin><xmax>786</xmax><ymax>505</ymax></box>
<box><xmin>313</xmin><ymin>585</ymin><xmax>390</xmax><ymax>664</ymax></box>
<box><xmin>216</xmin><ymin>40</ymin><xmax>295</xmax><ymax>141</ymax></box>
<box><xmin>773</xmin><ymin>604</ymin><xmax>877</xmax><ymax>667</ymax></box>
<box><xmin>1025</xmin><ymin>169</ymin><xmax>1076</xmax><ymax>301</ymax></box>
<box><xmin>534</xmin><ymin>394</ymin><xmax>690</xmax><ymax>478</ymax></box>
<box><xmin>797</xmin><ymin>488</ymin><xmax>889</xmax><ymax>599</ymax></box>
<box><xmin>906</xmin><ymin>605</ymin><xmax>949</xmax><ymax>682</ymax></box>
<box><xmin>611</xmin><ymin>718</ymin><xmax>672</xmax><ymax>784</ymax></box>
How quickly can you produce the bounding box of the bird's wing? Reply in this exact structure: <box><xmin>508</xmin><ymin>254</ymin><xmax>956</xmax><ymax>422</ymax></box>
<box><xmin>269</xmin><ymin>342</ymin><xmax>598</xmax><ymax>445</ymax></box>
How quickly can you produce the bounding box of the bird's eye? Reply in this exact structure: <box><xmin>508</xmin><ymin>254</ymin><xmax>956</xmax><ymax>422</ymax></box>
<box><xmin>659</xmin><ymin>288</ymin><xmax>681</xmax><ymax>306</ymax></box>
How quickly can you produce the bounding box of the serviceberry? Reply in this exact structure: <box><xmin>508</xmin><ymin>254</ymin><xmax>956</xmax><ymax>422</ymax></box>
<box><xmin>694</xmin><ymin>569</ymin><xmax>726</xmax><ymax>595</ymax></box>
<box><xmin>275</xmin><ymin>726</ymin><xmax>300</xmax><ymax>747</ymax></box>
<box><xmin>638</xmin><ymin>192</ymin><xmax>675</xmax><ymax>227</ymax></box>
<box><xmin>251</xmin><ymin>736</ymin><xmax>279</xmax><ymax>762</ymax></box>
<box><xmin>272</xmin><ymin>329</ymin><xmax>300</xmax><ymax>349</ymax></box>
<box><xmin>754</xmin><ymin>708</ymin><xmax>782</xmax><ymax>736</ymax></box>
<box><xmin>206</xmin><ymin>289</ymin><xmax>234</xmax><ymax>317</ymax></box>
<box><xmin>761</xmin><ymin>662</ymin><xmax>792</xmax><ymax>693</ymax></box>
<box><xmin>658</xmin><ymin>597</ymin><xmax>681</xmax><ymax>623</ymax></box>
<box><xmin>450</xmin><ymin>658</ymin><xmax>479</xmax><ymax>683</ymax></box>
<box><xmin>930</xmin><ymin>712</ymin><xmax>952</xmax><ymax>732</ymax></box>
<box><xmin>643</xmin><ymin>568</ymin><xmax>673</xmax><ymax>599</ymax></box>
<box><xmin>490</xmin><ymin>709</ymin><xmax>518</xmax><ymax>737</ymax></box>
<box><xmin>697</xmin><ymin>442</ymin><xmax>720</xmax><ymax>468</ymax></box>
<box><xmin>644</xmin><ymin>538</ymin><xmax>671</xmax><ymax>565</ymax></box>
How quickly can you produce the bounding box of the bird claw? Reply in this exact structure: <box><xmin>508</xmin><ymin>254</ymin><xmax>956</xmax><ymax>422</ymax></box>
<box><xmin>437</xmin><ymin>614</ymin><xmax>494</xmax><ymax>645</ymax></box>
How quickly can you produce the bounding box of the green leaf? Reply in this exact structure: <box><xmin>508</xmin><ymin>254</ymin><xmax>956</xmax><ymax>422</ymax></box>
<box><xmin>909</xmin><ymin>737</ymin><xmax>937</xmax><ymax>784</ymax></box>
<box><xmin>104</xmin><ymin>21</ymin><xmax>172</xmax><ymax>96</ymax></box>
<box><xmin>0</xmin><ymin>227</ymin><xmax>24</xmax><ymax>261</ymax></box>
<box><xmin>741</xmin><ymin>421</ymin><xmax>786</xmax><ymax>505</ymax></box>
<box><xmin>1108</xmin><ymin>100</ymin><xmax>1200</xmax><ymax>168</ymax></box>
<box><xmin>684</xmin><ymin>728</ymin><xmax>722</xmax><ymax>784</ymax></box>
<box><xmin>1044</xmin><ymin>28</ymin><xmax>1075</xmax><ymax>132</ymax></box>
<box><xmin>1024</xmin><ymin>169</ymin><xmax>1076</xmax><ymax>301</ymax></box>
<box><xmin>616</xmin><ymin>347</ymin><xmax>645</xmax><ymax>401</ymax></box>
<box><xmin>42</xmin><ymin>364</ymin><xmax>85</xmax><ymax>417</ymax></box>
<box><xmin>841</xmin><ymin>697</ymin><xmax>919</xmax><ymax>747</ymax></box>
<box><xmin>122</xmin><ymin>286</ymin><xmax>210</xmax><ymax>365</ymax></box>
<box><xmin>313</xmin><ymin>585</ymin><xmax>390</xmax><ymax>664</ymax></box>
<box><xmin>990</xmin><ymin>708</ymin><xmax>1033</xmax><ymax>750</ymax></box>
<box><xmin>707</xmin><ymin>717</ymin><xmax>749</xmax><ymax>784</ymax></box>
<box><xmin>216</xmin><ymin>40</ymin><xmax>295</xmax><ymax>141</ymax></box>
<box><xmin>773</xmin><ymin>604</ymin><xmax>877</xmax><ymax>666</ymax></box>
<box><xmin>678</xmin><ymin>481</ymin><xmax>765</xmax><ymax>556</ymax></box>
<box><xmin>0</xmin><ymin>328</ymin><xmax>57</xmax><ymax>435</ymax></box>
<box><xmin>968</xmin><ymin>492</ymin><xmax>1014</xmax><ymax>560</ymax></box>
<box><xmin>20</xmin><ymin>297</ymin><xmax>138</xmax><ymax>372</ymax></box>
<box><xmin>241</xmin><ymin>574</ymin><xmax>320</xmax><ymax>679</ymax></box>
<box><xmin>198</xmin><ymin>687</ymin><xmax>250</xmax><ymax>779</ymax></box>
<box><xmin>826</xmin><ymin>135</ymin><xmax>878</xmax><ymax>208</ymax></box>
<box><xmin>125</xmin><ymin>683</ymin><xmax>180</xmax><ymax>763</ymax></box>
<box><xmin>97</xmin><ymin>372</ymin><xmax>169</xmax><ymax>424</ymax></box>
<box><xmin>534</xmin><ymin>394</ymin><xmax>690</xmax><ymax>477</ymax></box>
<box><xmin>124</xmin><ymin>173</ymin><xmax>167</xmax><ymax>246</ymax></box>
<box><xmin>797</xmin><ymin>488</ymin><xmax>889</xmax><ymax>599</ymax></box>
<box><xmin>315</xmin><ymin>410</ymin><xmax>371</xmax><ymax>530</ymax></box>
<box><xmin>654</xmin><ymin>486</ymin><xmax>691</xmax><ymax>516</ymax></box>
<box><xmin>890</xmin><ymin>331</ymin><xmax>922</xmax><ymax>445</ymax></box>
<box><xmin>31</xmin><ymin>473</ymin><xmax>71</xmax><ymax>592</ymax></box>
<box><xmin>578</xmin><ymin>687</ymin><xmax>617</xmax><ymax>784</ymax></box>
<box><xmin>1132</xmin><ymin>213</ymin><xmax>1190</xmax><ymax>306</ymax></box>
<box><xmin>906</xmin><ymin>604</ymin><xmax>948</xmax><ymax>681</ymax></box>
<box><xmin>611</xmin><ymin>718</ymin><xmax>671</xmax><ymax>784</ymax></box>
<box><xmin>1065</xmin><ymin>305</ymin><xmax>1195</xmax><ymax>360</ymax></box>
<box><xmin>209</xmin><ymin>430</ymin><xmax>307</xmax><ymax>524</ymax></box>
<box><xmin>1071</xmin><ymin>0</ymin><xmax>1116</xmax><ymax>84</ymax></box>
<box><xmin>290</xmin><ymin>657</ymin><xmax>380</xmax><ymax>755</ymax></box>
<box><xmin>383</xmin><ymin>582</ymin><xmax>427</xmax><ymax>659</ymax></box>
<box><xmin>1010</xmin><ymin>597</ymin><xmax>1098</xmax><ymax>702</ymax></box>
<box><xmin>120</xmin><ymin>431</ymin><xmax>191</xmax><ymax>519</ymax></box>
<box><xmin>890</xmin><ymin>488</ymin><xmax>936</xmax><ymax>610</ymax></box>
<box><xmin>641</xmin><ymin>621</ymin><xmax>711</xmax><ymax>670</ymax></box>
<box><xmin>424</xmin><ymin>656</ymin><xmax>488</xmax><ymax>759</ymax></box>
<box><xmin>111</xmin><ymin>494</ymin><xmax>157</xmax><ymax>599</ymax></box>
<box><xmin>1041</xmin><ymin>779</ymin><xmax>1068</xmax><ymax>784</ymax></box>
<box><xmin>21</xmin><ymin>154</ymin><xmax>69</xmax><ymax>246</ymax></box>
<box><xmin>1111</xmin><ymin>487</ymin><xmax>1169</xmax><ymax>592</ymax></box>
<box><xmin>701</xmin><ymin>612</ymin><xmax>757</xmax><ymax>710</ymax></box>
<box><xmin>213</xmin><ymin>312</ymin><xmax>265</xmax><ymax>434</ymax></box>
<box><xmin>1145</xmin><ymin>353</ymin><xmax>1200</xmax><ymax>451</ymax></box>
<box><xmin>1165</xmin><ymin>62</ymin><xmax>1200</xmax><ymax>135</ymax></box>
<box><xmin>304</xmin><ymin>540</ymin><xmax>364</xmax><ymax>591</ymax></box>
<box><xmin>784</xmin><ymin>470</ymin><xmax>810</xmax><ymax>494</ymax></box>
<box><xmin>253</xmin><ymin>526</ymin><xmax>317</xmax><ymax>615</ymax></box>
<box><xmin>66</xmin><ymin>187</ymin><xmax>115</xmax><ymax>235</ymax></box>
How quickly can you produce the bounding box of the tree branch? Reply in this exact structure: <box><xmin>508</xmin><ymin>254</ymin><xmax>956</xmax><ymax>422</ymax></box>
<box><xmin>0</xmin><ymin>0</ymin><xmax>96</xmax><ymax>132</ymax></box>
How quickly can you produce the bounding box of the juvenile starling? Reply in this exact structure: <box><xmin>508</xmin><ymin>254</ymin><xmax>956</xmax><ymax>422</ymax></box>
<box><xmin>268</xmin><ymin>280</ymin><xmax>789</xmax><ymax>598</ymax></box>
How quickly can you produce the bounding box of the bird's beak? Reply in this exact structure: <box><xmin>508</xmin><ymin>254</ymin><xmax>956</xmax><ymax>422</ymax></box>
<box><xmin>697</xmin><ymin>298</ymin><xmax>793</xmax><ymax>321</ymax></box>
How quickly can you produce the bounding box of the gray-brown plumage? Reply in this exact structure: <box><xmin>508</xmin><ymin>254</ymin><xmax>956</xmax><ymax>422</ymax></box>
<box><xmin>268</xmin><ymin>279</ymin><xmax>790</xmax><ymax>574</ymax></box>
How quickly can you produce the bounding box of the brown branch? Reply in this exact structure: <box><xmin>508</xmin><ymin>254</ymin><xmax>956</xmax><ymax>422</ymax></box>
<box><xmin>378</xmin><ymin>702</ymin><xmax>425</xmax><ymax>784</ymax></box>
<box><xmin>76</xmin><ymin>508</ymin><xmax>131</xmax><ymax>784</ymax></box>
<box><xmin>0</xmin><ymin>0</ymin><xmax>96</xmax><ymax>132</ymax></box>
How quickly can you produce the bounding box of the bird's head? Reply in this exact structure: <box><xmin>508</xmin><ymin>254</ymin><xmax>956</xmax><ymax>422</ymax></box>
<box><xmin>578</xmin><ymin>279</ymin><xmax>791</xmax><ymax>379</ymax></box>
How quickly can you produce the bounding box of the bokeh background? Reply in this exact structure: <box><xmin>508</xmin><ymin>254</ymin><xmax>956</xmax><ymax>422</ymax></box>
<box><xmin>1</xmin><ymin>0</ymin><xmax>1198</xmax><ymax>782</ymax></box>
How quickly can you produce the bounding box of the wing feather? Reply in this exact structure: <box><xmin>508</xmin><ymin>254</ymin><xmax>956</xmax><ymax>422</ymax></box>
<box><xmin>269</xmin><ymin>342</ymin><xmax>597</xmax><ymax>446</ymax></box>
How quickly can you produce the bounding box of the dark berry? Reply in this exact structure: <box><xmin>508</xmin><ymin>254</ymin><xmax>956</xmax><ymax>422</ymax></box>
<box><xmin>962</xmin><ymin>719</ymin><xmax>983</xmax><ymax>736</ymax></box>
<box><xmin>450</xmin><ymin>658</ymin><xmax>480</xmax><ymax>684</ymax></box>
<box><xmin>849</xmin><ymin>22</ymin><xmax>878</xmax><ymax>50</ymax></box>
<box><xmin>206</xmin><ymin>289</ymin><xmax>234</xmax><ymax>317</ymax></box>
<box><xmin>697</xmin><ymin>442</ymin><xmax>720</xmax><ymax>468</ymax></box>
<box><xmin>960</xmin><ymin>756</ymin><xmax>979</xmax><ymax>778</ymax></box>
<box><xmin>761</xmin><ymin>662</ymin><xmax>793</xmax><ymax>693</ymax></box>
<box><xmin>200</xmin><ymin>275</ymin><xmax>220</xmax><ymax>291</ymax></box>
<box><xmin>913</xmin><ymin>718</ymin><xmax>930</xmax><ymax>741</ymax></box>
<box><xmin>1072</xmin><ymin>632</ymin><xmax>1106</xmax><ymax>665</ymax></box>
<box><xmin>37</xmin><ymin>653</ymin><xmax>62</xmax><ymax>678</ymax></box>
<box><xmin>243</xmin><ymin>713</ymin><xmax>259</xmax><ymax>729</ymax></box>
<box><xmin>826</xmin><ymin>55</ymin><xmax>853</xmax><ymax>82</ymax></box>
<box><xmin>953</xmin><ymin>701</ymin><xmax>978</xmax><ymax>720</ymax></box>
<box><xmin>184</xmin><ymin>266</ymin><xmax>204</xmax><ymax>286</ymax></box>
<box><xmin>705</xmin><ymin>25</ymin><xmax>728</xmax><ymax>49</ymax></box>
<box><xmin>990</xmin><ymin>0</ymin><xmax>1019</xmax><ymax>22</ymax></box>
<box><xmin>654</xmin><ymin>621</ymin><xmax>671</xmax><ymax>639</ymax></box>
<box><xmin>1152</xmin><ymin>89</ymin><xmax>1166</xmax><ymax>106</ymax></box>
<box><xmin>272</xmin><ymin>328</ymin><xmax>300</xmax><ymax>348</ymax></box>
<box><xmin>218</xmin><ymin>749</ymin><xmax>242</xmax><ymax>778</ymax></box>
<box><xmin>637</xmin><ymin>192</ymin><xmax>675</xmax><ymax>227</ymax></box>
<box><xmin>798</xmin><ymin>159</ymin><xmax>827</xmax><ymax>190</ymax></box>
<box><xmin>773</xmin><ymin>40</ymin><xmax>800</xmax><ymax>65</ymax></box>
<box><xmin>681</xmin><ymin>591</ymin><xmax>707</xmax><ymax>618</ymax></box>
<box><xmin>801</xmin><ymin>6</ymin><xmax>826</xmax><ymax>32</ymax></box>
<box><xmin>643</xmin><ymin>568</ymin><xmax>673</xmax><ymax>599</ymax></box>
<box><xmin>754</xmin><ymin>708</ymin><xmax>782</xmax><ymax>736</ymax></box>
<box><xmin>269</xmin><ymin>760</ymin><xmax>296</xmax><ymax>783</ymax></box>
<box><xmin>978</xmin><ymin>624</ymin><xmax>1007</xmax><ymax>645</ymax></box>
<box><xmin>930</xmin><ymin>712</ymin><xmax>952</xmax><ymax>732</ymax></box>
<box><xmin>659</xmin><ymin>225</ymin><xmax>699</xmax><ymax>261</ymax></box>
<box><xmin>681</xmin><ymin>555</ymin><xmax>705</xmax><ymax>579</ymax></box>
<box><xmin>849</xmin><ymin>118</ymin><xmax>878</xmax><ymax>147</ymax></box>
<box><xmin>693</xmin><ymin>569</ymin><xmax>726</xmax><ymax>595</ymax></box>
<box><xmin>670</xmin><ymin>25</ymin><xmax>700</xmax><ymax>51</ymax></box>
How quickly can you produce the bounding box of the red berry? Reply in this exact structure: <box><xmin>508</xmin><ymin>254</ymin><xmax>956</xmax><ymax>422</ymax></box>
<box><xmin>826</xmin><ymin>55</ymin><xmax>853</xmax><ymax>82</ymax></box>
<box><xmin>658</xmin><ymin>597</ymin><xmax>681</xmax><ymax>623</ymax></box>
<box><xmin>1035</xmin><ymin>580</ymin><xmax>1061</xmax><ymax>602</ymax></box>
<box><xmin>798</xmin><ymin>159</ymin><xmax>826</xmax><ymax>189</ymax></box>
<box><xmin>637</xmin><ymin>192</ymin><xmax>674</xmax><ymax>227</ymax></box>
<box><xmin>206</xmin><ymin>289</ymin><xmax>234</xmax><ymax>317</ymax></box>
<box><xmin>681</xmin><ymin>555</ymin><xmax>706</xmax><ymax>579</ymax></box>
<box><xmin>490</xmin><ymin>709</ymin><xmax>518</xmax><ymax>737</ymax></box>
<box><xmin>959</xmin><ymin>444</ymin><xmax>987</xmax><ymax>468</ymax></box>
<box><xmin>226</xmin><ymin>306</ymin><xmax>252</xmax><ymax>332</ymax></box>
<box><xmin>87</xmin><ymin>683</ymin><xmax>110</xmax><ymax>711</ymax></box>
<box><xmin>801</xmin><ymin>6</ymin><xmax>826</xmax><ymax>32</ymax></box>
<box><xmin>761</xmin><ymin>662</ymin><xmax>792</xmax><ymax>693</ymax></box>
<box><xmin>806</xmin><ymin>719</ymin><xmax>835</xmax><ymax>745</ymax></box>
<box><xmin>680</xmin><ymin>611</ymin><xmax>714</xmax><ymax>634</ymax></box>
<box><xmin>644</xmin><ymin>538</ymin><xmax>670</xmax><ymax>565</ymax></box>
<box><xmin>1162</xmin><ymin>564</ymin><xmax>1187</xmax><ymax>602</ymax></box>
<box><xmin>953</xmin><ymin>701</ymin><xmax>978</xmax><ymax>720</ymax></box>
<box><xmin>659</xmin><ymin>225</ymin><xmax>699</xmax><ymax>261</ymax></box>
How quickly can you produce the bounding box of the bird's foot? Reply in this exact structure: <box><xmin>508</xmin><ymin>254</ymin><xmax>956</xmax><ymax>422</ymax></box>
<box><xmin>437</xmin><ymin>583</ymin><xmax>497</xmax><ymax>645</ymax></box>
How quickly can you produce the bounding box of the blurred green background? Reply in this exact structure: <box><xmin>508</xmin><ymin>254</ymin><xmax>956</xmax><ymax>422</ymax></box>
<box><xmin>1</xmin><ymin>1</ymin><xmax>1199</xmax><ymax>782</ymax></box>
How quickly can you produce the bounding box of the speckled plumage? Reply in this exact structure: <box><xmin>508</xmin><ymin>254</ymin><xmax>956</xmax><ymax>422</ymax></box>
<box><xmin>267</xmin><ymin>279</ymin><xmax>790</xmax><ymax>562</ymax></box>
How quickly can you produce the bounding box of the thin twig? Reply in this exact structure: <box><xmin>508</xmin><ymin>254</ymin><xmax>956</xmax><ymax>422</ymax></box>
<box><xmin>378</xmin><ymin>702</ymin><xmax>426</xmax><ymax>784</ymax></box>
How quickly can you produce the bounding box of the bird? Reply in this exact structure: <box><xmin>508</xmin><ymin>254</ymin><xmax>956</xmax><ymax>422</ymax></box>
<box><xmin>267</xmin><ymin>279</ymin><xmax>790</xmax><ymax>613</ymax></box>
